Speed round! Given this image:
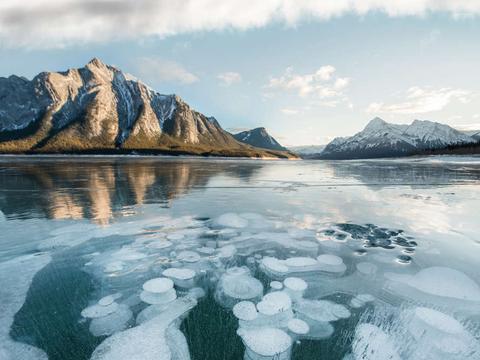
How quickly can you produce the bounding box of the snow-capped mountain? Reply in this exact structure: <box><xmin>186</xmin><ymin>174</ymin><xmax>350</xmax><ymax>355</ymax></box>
<box><xmin>232</xmin><ymin>127</ymin><xmax>287</xmax><ymax>151</ymax></box>
<box><xmin>320</xmin><ymin>117</ymin><xmax>476</xmax><ymax>159</ymax></box>
<box><xmin>0</xmin><ymin>59</ymin><xmax>295</xmax><ymax>158</ymax></box>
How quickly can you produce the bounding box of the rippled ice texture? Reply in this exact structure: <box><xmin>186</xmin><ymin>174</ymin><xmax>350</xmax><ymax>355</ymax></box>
<box><xmin>0</xmin><ymin>156</ymin><xmax>479</xmax><ymax>360</ymax></box>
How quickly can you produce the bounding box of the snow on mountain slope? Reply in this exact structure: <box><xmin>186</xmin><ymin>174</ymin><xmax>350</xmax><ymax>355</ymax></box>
<box><xmin>232</xmin><ymin>127</ymin><xmax>287</xmax><ymax>151</ymax></box>
<box><xmin>320</xmin><ymin>118</ymin><xmax>476</xmax><ymax>159</ymax></box>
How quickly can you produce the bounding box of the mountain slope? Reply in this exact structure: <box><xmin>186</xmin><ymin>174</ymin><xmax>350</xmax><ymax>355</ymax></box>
<box><xmin>320</xmin><ymin>117</ymin><xmax>476</xmax><ymax>159</ymax></box>
<box><xmin>0</xmin><ymin>59</ymin><xmax>295</xmax><ymax>158</ymax></box>
<box><xmin>232</xmin><ymin>127</ymin><xmax>287</xmax><ymax>151</ymax></box>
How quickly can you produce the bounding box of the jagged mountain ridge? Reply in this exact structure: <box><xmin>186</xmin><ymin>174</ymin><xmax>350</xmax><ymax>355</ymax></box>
<box><xmin>320</xmin><ymin>117</ymin><xmax>476</xmax><ymax>159</ymax></box>
<box><xmin>232</xmin><ymin>127</ymin><xmax>286</xmax><ymax>151</ymax></box>
<box><xmin>0</xmin><ymin>59</ymin><xmax>295</xmax><ymax>158</ymax></box>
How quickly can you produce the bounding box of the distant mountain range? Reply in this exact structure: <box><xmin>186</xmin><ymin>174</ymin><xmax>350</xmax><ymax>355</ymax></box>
<box><xmin>0</xmin><ymin>59</ymin><xmax>296</xmax><ymax>159</ymax></box>
<box><xmin>318</xmin><ymin>117</ymin><xmax>478</xmax><ymax>159</ymax></box>
<box><xmin>288</xmin><ymin>145</ymin><xmax>326</xmax><ymax>157</ymax></box>
<box><xmin>232</xmin><ymin>127</ymin><xmax>287</xmax><ymax>151</ymax></box>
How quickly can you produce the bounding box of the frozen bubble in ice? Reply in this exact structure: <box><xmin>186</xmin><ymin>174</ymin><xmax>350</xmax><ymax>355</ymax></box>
<box><xmin>412</xmin><ymin>307</ymin><xmax>464</xmax><ymax>336</ymax></box>
<box><xmin>288</xmin><ymin>318</ymin><xmax>310</xmax><ymax>335</ymax></box>
<box><xmin>89</xmin><ymin>304</ymin><xmax>132</xmax><ymax>337</ymax></box>
<box><xmin>167</xmin><ymin>233</ymin><xmax>185</xmax><ymax>241</ymax></box>
<box><xmin>356</xmin><ymin>262</ymin><xmax>377</xmax><ymax>276</ymax></box>
<box><xmin>388</xmin><ymin>266</ymin><xmax>480</xmax><ymax>301</ymax></box>
<box><xmin>104</xmin><ymin>261</ymin><xmax>125</xmax><ymax>273</ymax></box>
<box><xmin>317</xmin><ymin>254</ymin><xmax>342</xmax><ymax>266</ymax></box>
<box><xmin>163</xmin><ymin>267</ymin><xmax>196</xmax><ymax>288</ymax></box>
<box><xmin>98</xmin><ymin>293</ymin><xmax>121</xmax><ymax>306</ymax></box>
<box><xmin>176</xmin><ymin>250</ymin><xmax>201</xmax><ymax>263</ymax></box>
<box><xmin>218</xmin><ymin>244</ymin><xmax>237</xmax><ymax>258</ymax></box>
<box><xmin>233</xmin><ymin>301</ymin><xmax>258</xmax><ymax>321</ymax></box>
<box><xmin>353</xmin><ymin>324</ymin><xmax>400</xmax><ymax>360</ymax></box>
<box><xmin>270</xmin><ymin>281</ymin><xmax>283</xmax><ymax>290</ymax></box>
<box><xmin>136</xmin><ymin>303</ymin><xmax>170</xmax><ymax>324</ymax></box>
<box><xmin>215</xmin><ymin>213</ymin><xmax>248</xmax><ymax>228</ymax></box>
<box><xmin>222</xmin><ymin>275</ymin><xmax>264</xmax><ymax>301</ymax></box>
<box><xmin>317</xmin><ymin>254</ymin><xmax>346</xmax><ymax>273</ymax></box>
<box><xmin>140</xmin><ymin>288</ymin><xmax>177</xmax><ymax>305</ymax></box>
<box><xmin>197</xmin><ymin>247</ymin><xmax>215</xmax><ymax>255</ymax></box>
<box><xmin>294</xmin><ymin>299</ymin><xmax>350</xmax><ymax>322</ymax></box>
<box><xmin>357</xmin><ymin>294</ymin><xmax>374</xmax><ymax>302</ymax></box>
<box><xmin>163</xmin><ymin>268</ymin><xmax>196</xmax><ymax>280</ymax></box>
<box><xmin>261</xmin><ymin>257</ymin><xmax>289</xmax><ymax>274</ymax></box>
<box><xmin>216</xmin><ymin>268</ymin><xmax>263</xmax><ymax>306</ymax></box>
<box><xmin>227</xmin><ymin>266</ymin><xmax>250</xmax><ymax>276</ymax></box>
<box><xmin>81</xmin><ymin>302</ymin><xmax>119</xmax><ymax>319</ymax></box>
<box><xmin>187</xmin><ymin>287</ymin><xmax>206</xmax><ymax>300</ymax></box>
<box><xmin>237</xmin><ymin>327</ymin><xmax>292</xmax><ymax>358</ymax></box>
<box><xmin>285</xmin><ymin>257</ymin><xmax>317</xmax><ymax>267</ymax></box>
<box><xmin>284</xmin><ymin>277</ymin><xmax>308</xmax><ymax>292</ymax></box>
<box><xmin>257</xmin><ymin>291</ymin><xmax>292</xmax><ymax>316</ymax></box>
<box><xmin>91</xmin><ymin>297</ymin><xmax>197</xmax><ymax>360</ymax></box>
<box><xmin>111</xmin><ymin>248</ymin><xmax>146</xmax><ymax>261</ymax></box>
<box><xmin>143</xmin><ymin>278</ymin><xmax>174</xmax><ymax>293</ymax></box>
<box><xmin>147</xmin><ymin>240</ymin><xmax>173</xmax><ymax>249</ymax></box>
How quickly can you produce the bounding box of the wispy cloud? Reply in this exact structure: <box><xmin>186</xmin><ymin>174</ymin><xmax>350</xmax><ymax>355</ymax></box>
<box><xmin>366</xmin><ymin>86</ymin><xmax>475</xmax><ymax>114</ymax></box>
<box><xmin>1</xmin><ymin>1</ymin><xmax>480</xmax><ymax>48</ymax></box>
<box><xmin>217</xmin><ymin>72</ymin><xmax>242</xmax><ymax>86</ymax></box>
<box><xmin>134</xmin><ymin>57</ymin><xmax>199</xmax><ymax>85</ymax></box>
<box><xmin>266</xmin><ymin>66</ymin><xmax>350</xmax><ymax>107</ymax></box>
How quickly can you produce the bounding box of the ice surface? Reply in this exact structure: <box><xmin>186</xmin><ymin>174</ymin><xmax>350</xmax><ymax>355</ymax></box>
<box><xmin>0</xmin><ymin>254</ymin><xmax>50</xmax><ymax>360</ymax></box>
<box><xmin>163</xmin><ymin>268</ymin><xmax>196</xmax><ymax>280</ymax></box>
<box><xmin>215</xmin><ymin>213</ymin><xmax>248</xmax><ymax>228</ymax></box>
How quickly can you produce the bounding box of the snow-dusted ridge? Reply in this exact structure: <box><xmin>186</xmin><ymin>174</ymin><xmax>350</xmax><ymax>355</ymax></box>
<box><xmin>320</xmin><ymin>117</ymin><xmax>478</xmax><ymax>159</ymax></box>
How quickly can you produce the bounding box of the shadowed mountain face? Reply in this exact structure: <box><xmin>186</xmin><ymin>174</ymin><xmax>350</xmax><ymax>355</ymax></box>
<box><xmin>233</xmin><ymin>127</ymin><xmax>287</xmax><ymax>151</ymax></box>
<box><xmin>0</xmin><ymin>158</ymin><xmax>263</xmax><ymax>224</ymax></box>
<box><xmin>0</xmin><ymin>59</ymin><xmax>295</xmax><ymax>158</ymax></box>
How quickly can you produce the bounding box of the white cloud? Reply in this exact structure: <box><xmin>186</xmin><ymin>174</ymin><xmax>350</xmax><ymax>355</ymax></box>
<box><xmin>280</xmin><ymin>108</ymin><xmax>299</xmax><ymax>115</ymax></box>
<box><xmin>366</xmin><ymin>86</ymin><xmax>475</xmax><ymax>114</ymax></box>
<box><xmin>217</xmin><ymin>72</ymin><xmax>242</xmax><ymax>86</ymax></box>
<box><xmin>134</xmin><ymin>57</ymin><xmax>199</xmax><ymax>85</ymax></box>
<box><xmin>1</xmin><ymin>1</ymin><xmax>480</xmax><ymax>48</ymax></box>
<box><xmin>266</xmin><ymin>66</ymin><xmax>350</xmax><ymax>106</ymax></box>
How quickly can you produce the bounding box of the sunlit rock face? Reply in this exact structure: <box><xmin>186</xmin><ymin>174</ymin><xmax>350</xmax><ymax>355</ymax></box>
<box><xmin>0</xmin><ymin>59</ymin><xmax>295</xmax><ymax>158</ymax></box>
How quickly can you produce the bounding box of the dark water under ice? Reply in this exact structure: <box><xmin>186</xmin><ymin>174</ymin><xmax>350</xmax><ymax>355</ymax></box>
<box><xmin>0</xmin><ymin>155</ymin><xmax>479</xmax><ymax>360</ymax></box>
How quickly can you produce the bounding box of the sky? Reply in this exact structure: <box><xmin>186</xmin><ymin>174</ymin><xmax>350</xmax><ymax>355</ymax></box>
<box><xmin>1</xmin><ymin>1</ymin><xmax>480</xmax><ymax>146</ymax></box>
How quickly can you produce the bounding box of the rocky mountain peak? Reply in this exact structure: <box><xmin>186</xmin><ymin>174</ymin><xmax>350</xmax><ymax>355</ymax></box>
<box><xmin>0</xmin><ymin>59</ymin><xmax>295</xmax><ymax>158</ymax></box>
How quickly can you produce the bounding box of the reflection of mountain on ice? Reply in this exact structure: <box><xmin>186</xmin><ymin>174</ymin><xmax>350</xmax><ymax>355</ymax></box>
<box><xmin>0</xmin><ymin>159</ymin><xmax>262</xmax><ymax>224</ymax></box>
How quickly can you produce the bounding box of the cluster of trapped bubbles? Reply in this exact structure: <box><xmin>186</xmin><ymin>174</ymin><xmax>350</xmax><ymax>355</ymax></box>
<box><xmin>71</xmin><ymin>212</ymin><xmax>480</xmax><ymax>360</ymax></box>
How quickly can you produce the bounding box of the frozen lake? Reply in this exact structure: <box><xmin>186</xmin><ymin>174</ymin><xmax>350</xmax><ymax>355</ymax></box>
<box><xmin>0</xmin><ymin>156</ymin><xmax>479</xmax><ymax>360</ymax></box>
